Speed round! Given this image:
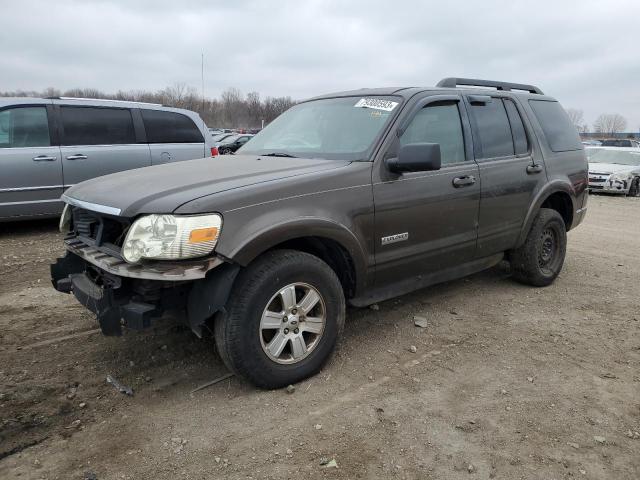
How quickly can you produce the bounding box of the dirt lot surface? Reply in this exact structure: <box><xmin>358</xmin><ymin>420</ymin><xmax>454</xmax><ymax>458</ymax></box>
<box><xmin>1</xmin><ymin>195</ymin><xmax>639</xmax><ymax>480</ymax></box>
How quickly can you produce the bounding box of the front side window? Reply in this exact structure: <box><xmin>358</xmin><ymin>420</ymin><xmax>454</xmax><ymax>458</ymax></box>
<box><xmin>141</xmin><ymin>110</ymin><xmax>204</xmax><ymax>144</ymax></box>
<box><xmin>0</xmin><ymin>106</ymin><xmax>50</xmax><ymax>148</ymax></box>
<box><xmin>400</xmin><ymin>102</ymin><xmax>466</xmax><ymax>165</ymax></box>
<box><xmin>61</xmin><ymin>107</ymin><xmax>136</xmax><ymax>145</ymax></box>
<box><xmin>239</xmin><ymin>96</ymin><xmax>400</xmax><ymax>160</ymax></box>
<box><xmin>470</xmin><ymin>98</ymin><xmax>514</xmax><ymax>159</ymax></box>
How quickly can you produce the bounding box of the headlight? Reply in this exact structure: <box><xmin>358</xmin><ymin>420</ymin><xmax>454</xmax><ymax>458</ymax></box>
<box><xmin>59</xmin><ymin>204</ymin><xmax>71</xmax><ymax>233</ymax></box>
<box><xmin>610</xmin><ymin>173</ymin><xmax>627</xmax><ymax>183</ymax></box>
<box><xmin>122</xmin><ymin>214</ymin><xmax>222</xmax><ymax>263</ymax></box>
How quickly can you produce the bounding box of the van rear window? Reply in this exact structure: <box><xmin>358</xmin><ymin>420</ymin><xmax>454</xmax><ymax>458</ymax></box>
<box><xmin>141</xmin><ymin>110</ymin><xmax>204</xmax><ymax>144</ymax></box>
<box><xmin>529</xmin><ymin>100</ymin><xmax>582</xmax><ymax>153</ymax></box>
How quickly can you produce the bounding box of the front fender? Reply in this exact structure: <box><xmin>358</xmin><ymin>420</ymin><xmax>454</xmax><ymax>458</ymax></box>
<box><xmin>219</xmin><ymin>217</ymin><xmax>369</xmax><ymax>292</ymax></box>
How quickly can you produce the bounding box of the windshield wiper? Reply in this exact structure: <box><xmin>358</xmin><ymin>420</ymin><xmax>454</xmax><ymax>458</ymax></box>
<box><xmin>260</xmin><ymin>152</ymin><xmax>297</xmax><ymax>158</ymax></box>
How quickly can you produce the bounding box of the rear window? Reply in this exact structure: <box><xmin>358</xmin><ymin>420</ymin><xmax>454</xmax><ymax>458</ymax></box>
<box><xmin>469</xmin><ymin>98</ymin><xmax>514</xmax><ymax>158</ymax></box>
<box><xmin>529</xmin><ymin>100</ymin><xmax>582</xmax><ymax>152</ymax></box>
<box><xmin>141</xmin><ymin>110</ymin><xmax>204</xmax><ymax>144</ymax></box>
<box><xmin>61</xmin><ymin>107</ymin><xmax>136</xmax><ymax>145</ymax></box>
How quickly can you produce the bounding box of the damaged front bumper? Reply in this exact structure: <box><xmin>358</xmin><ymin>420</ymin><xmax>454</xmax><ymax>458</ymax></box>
<box><xmin>51</xmin><ymin>239</ymin><xmax>239</xmax><ymax>337</ymax></box>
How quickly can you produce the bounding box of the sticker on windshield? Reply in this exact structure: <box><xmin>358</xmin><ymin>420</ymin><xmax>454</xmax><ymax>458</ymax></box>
<box><xmin>354</xmin><ymin>98</ymin><xmax>398</xmax><ymax>111</ymax></box>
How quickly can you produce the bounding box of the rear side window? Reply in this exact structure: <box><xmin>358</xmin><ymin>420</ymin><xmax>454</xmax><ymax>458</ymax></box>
<box><xmin>61</xmin><ymin>107</ymin><xmax>136</xmax><ymax>145</ymax></box>
<box><xmin>141</xmin><ymin>110</ymin><xmax>204</xmax><ymax>144</ymax></box>
<box><xmin>400</xmin><ymin>102</ymin><xmax>466</xmax><ymax>165</ymax></box>
<box><xmin>0</xmin><ymin>106</ymin><xmax>50</xmax><ymax>148</ymax></box>
<box><xmin>503</xmin><ymin>99</ymin><xmax>529</xmax><ymax>155</ymax></box>
<box><xmin>529</xmin><ymin>100</ymin><xmax>582</xmax><ymax>152</ymax></box>
<box><xmin>469</xmin><ymin>99</ymin><xmax>514</xmax><ymax>158</ymax></box>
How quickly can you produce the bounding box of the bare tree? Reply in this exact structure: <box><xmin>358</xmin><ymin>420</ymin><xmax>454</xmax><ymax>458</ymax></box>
<box><xmin>0</xmin><ymin>85</ymin><xmax>297</xmax><ymax>129</ymax></box>
<box><xmin>566</xmin><ymin>108</ymin><xmax>586</xmax><ymax>132</ymax></box>
<box><xmin>594</xmin><ymin>113</ymin><xmax>627</xmax><ymax>136</ymax></box>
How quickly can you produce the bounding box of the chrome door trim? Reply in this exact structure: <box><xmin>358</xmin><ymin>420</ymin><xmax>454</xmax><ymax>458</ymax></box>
<box><xmin>0</xmin><ymin>185</ymin><xmax>65</xmax><ymax>193</ymax></box>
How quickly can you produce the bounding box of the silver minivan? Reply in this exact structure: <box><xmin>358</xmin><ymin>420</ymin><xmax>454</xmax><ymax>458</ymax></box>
<box><xmin>0</xmin><ymin>97</ymin><xmax>214</xmax><ymax>221</ymax></box>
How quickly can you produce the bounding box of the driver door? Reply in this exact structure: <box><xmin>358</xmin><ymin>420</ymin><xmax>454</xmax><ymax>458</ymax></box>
<box><xmin>372</xmin><ymin>95</ymin><xmax>480</xmax><ymax>286</ymax></box>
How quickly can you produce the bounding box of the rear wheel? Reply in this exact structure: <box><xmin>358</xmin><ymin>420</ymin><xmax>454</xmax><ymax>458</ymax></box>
<box><xmin>509</xmin><ymin>208</ymin><xmax>567</xmax><ymax>287</ymax></box>
<box><xmin>214</xmin><ymin>250</ymin><xmax>345</xmax><ymax>389</ymax></box>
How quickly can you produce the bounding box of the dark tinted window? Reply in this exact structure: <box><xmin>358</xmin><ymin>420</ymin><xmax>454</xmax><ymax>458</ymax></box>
<box><xmin>529</xmin><ymin>100</ymin><xmax>582</xmax><ymax>152</ymax></box>
<box><xmin>400</xmin><ymin>102</ymin><xmax>465</xmax><ymax>165</ymax></box>
<box><xmin>470</xmin><ymin>98</ymin><xmax>514</xmax><ymax>158</ymax></box>
<box><xmin>61</xmin><ymin>107</ymin><xmax>135</xmax><ymax>145</ymax></box>
<box><xmin>601</xmin><ymin>139</ymin><xmax>632</xmax><ymax>147</ymax></box>
<box><xmin>503</xmin><ymin>99</ymin><xmax>529</xmax><ymax>155</ymax></box>
<box><xmin>141</xmin><ymin>110</ymin><xmax>204</xmax><ymax>143</ymax></box>
<box><xmin>0</xmin><ymin>107</ymin><xmax>50</xmax><ymax>148</ymax></box>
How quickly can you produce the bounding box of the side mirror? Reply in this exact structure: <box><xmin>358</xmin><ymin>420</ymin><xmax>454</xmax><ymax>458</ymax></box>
<box><xmin>386</xmin><ymin>143</ymin><xmax>441</xmax><ymax>173</ymax></box>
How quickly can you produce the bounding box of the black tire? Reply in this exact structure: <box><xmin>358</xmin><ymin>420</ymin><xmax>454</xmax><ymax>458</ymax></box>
<box><xmin>628</xmin><ymin>177</ymin><xmax>640</xmax><ymax>197</ymax></box>
<box><xmin>214</xmin><ymin>249</ymin><xmax>345</xmax><ymax>389</ymax></box>
<box><xmin>220</xmin><ymin>147</ymin><xmax>232</xmax><ymax>155</ymax></box>
<box><xmin>509</xmin><ymin>208</ymin><xmax>567</xmax><ymax>287</ymax></box>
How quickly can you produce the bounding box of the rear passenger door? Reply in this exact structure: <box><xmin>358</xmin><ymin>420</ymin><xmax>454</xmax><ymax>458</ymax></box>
<box><xmin>140</xmin><ymin>109</ymin><xmax>205</xmax><ymax>164</ymax></box>
<box><xmin>57</xmin><ymin>105</ymin><xmax>151</xmax><ymax>187</ymax></box>
<box><xmin>0</xmin><ymin>103</ymin><xmax>63</xmax><ymax>219</ymax></box>
<box><xmin>465</xmin><ymin>95</ymin><xmax>547</xmax><ymax>257</ymax></box>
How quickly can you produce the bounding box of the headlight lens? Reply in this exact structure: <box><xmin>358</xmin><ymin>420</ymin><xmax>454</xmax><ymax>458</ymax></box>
<box><xmin>122</xmin><ymin>214</ymin><xmax>222</xmax><ymax>263</ymax></box>
<box><xmin>59</xmin><ymin>204</ymin><xmax>71</xmax><ymax>233</ymax></box>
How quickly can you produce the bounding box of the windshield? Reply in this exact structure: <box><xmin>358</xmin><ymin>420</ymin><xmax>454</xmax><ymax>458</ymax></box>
<box><xmin>212</xmin><ymin>133</ymin><xmax>232</xmax><ymax>142</ymax></box>
<box><xmin>588</xmin><ymin>149</ymin><xmax>640</xmax><ymax>165</ymax></box>
<box><xmin>238</xmin><ymin>96</ymin><xmax>401</xmax><ymax>160</ymax></box>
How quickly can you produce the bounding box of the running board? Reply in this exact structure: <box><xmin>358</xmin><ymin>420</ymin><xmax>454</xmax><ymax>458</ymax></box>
<box><xmin>349</xmin><ymin>253</ymin><xmax>504</xmax><ymax>308</ymax></box>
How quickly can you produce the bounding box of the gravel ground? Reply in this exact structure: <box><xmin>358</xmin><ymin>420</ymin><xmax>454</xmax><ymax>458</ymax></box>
<box><xmin>0</xmin><ymin>194</ymin><xmax>639</xmax><ymax>480</ymax></box>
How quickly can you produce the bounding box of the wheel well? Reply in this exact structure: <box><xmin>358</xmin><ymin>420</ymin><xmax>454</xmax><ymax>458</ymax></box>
<box><xmin>541</xmin><ymin>192</ymin><xmax>573</xmax><ymax>230</ymax></box>
<box><xmin>266</xmin><ymin>237</ymin><xmax>357</xmax><ymax>299</ymax></box>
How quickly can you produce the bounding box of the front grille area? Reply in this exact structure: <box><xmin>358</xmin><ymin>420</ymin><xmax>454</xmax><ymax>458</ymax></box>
<box><xmin>70</xmin><ymin>207</ymin><xmax>130</xmax><ymax>257</ymax></box>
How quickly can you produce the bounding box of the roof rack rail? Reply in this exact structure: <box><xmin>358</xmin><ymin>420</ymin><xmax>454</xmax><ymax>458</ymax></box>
<box><xmin>436</xmin><ymin>77</ymin><xmax>543</xmax><ymax>95</ymax></box>
<box><xmin>45</xmin><ymin>96</ymin><xmax>163</xmax><ymax>106</ymax></box>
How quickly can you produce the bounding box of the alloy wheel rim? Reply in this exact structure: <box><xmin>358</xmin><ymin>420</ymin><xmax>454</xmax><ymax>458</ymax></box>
<box><xmin>259</xmin><ymin>282</ymin><xmax>326</xmax><ymax>365</ymax></box>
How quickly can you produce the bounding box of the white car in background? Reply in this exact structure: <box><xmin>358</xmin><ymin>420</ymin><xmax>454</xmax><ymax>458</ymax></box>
<box><xmin>587</xmin><ymin>147</ymin><xmax>640</xmax><ymax>196</ymax></box>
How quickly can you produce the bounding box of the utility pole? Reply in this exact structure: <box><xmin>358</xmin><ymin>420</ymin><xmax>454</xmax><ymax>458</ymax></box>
<box><xmin>201</xmin><ymin>52</ymin><xmax>205</xmax><ymax>112</ymax></box>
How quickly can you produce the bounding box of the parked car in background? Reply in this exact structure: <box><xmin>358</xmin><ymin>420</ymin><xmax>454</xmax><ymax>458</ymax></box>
<box><xmin>600</xmin><ymin>139</ymin><xmax>640</xmax><ymax>148</ymax></box>
<box><xmin>209</xmin><ymin>128</ymin><xmax>224</xmax><ymax>135</ymax></box>
<box><xmin>214</xmin><ymin>134</ymin><xmax>254</xmax><ymax>154</ymax></box>
<box><xmin>211</xmin><ymin>133</ymin><xmax>236</xmax><ymax>143</ymax></box>
<box><xmin>587</xmin><ymin>147</ymin><xmax>640</xmax><ymax>196</ymax></box>
<box><xmin>581</xmin><ymin>140</ymin><xmax>602</xmax><ymax>147</ymax></box>
<box><xmin>0</xmin><ymin>97</ymin><xmax>214</xmax><ymax>221</ymax></box>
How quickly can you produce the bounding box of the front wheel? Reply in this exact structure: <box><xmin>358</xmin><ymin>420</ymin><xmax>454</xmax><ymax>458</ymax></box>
<box><xmin>214</xmin><ymin>250</ymin><xmax>345</xmax><ymax>389</ymax></box>
<box><xmin>628</xmin><ymin>177</ymin><xmax>640</xmax><ymax>197</ymax></box>
<box><xmin>509</xmin><ymin>208</ymin><xmax>567</xmax><ymax>287</ymax></box>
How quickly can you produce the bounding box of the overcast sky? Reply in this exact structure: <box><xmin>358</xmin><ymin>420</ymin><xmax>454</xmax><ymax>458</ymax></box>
<box><xmin>1</xmin><ymin>0</ymin><xmax>639</xmax><ymax>130</ymax></box>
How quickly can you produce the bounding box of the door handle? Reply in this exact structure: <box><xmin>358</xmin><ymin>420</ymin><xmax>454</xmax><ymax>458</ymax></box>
<box><xmin>452</xmin><ymin>175</ymin><xmax>476</xmax><ymax>188</ymax></box>
<box><xmin>66</xmin><ymin>154</ymin><xmax>88</xmax><ymax>160</ymax></box>
<box><xmin>32</xmin><ymin>155</ymin><xmax>57</xmax><ymax>162</ymax></box>
<box><xmin>526</xmin><ymin>164</ymin><xmax>543</xmax><ymax>174</ymax></box>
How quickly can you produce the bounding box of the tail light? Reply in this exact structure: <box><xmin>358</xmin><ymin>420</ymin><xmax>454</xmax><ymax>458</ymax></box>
<box><xmin>210</xmin><ymin>146</ymin><xmax>219</xmax><ymax>157</ymax></box>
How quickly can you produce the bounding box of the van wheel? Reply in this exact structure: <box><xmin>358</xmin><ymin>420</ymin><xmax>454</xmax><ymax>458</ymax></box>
<box><xmin>628</xmin><ymin>177</ymin><xmax>640</xmax><ymax>197</ymax></box>
<box><xmin>509</xmin><ymin>208</ymin><xmax>566</xmax><ymax>287</ymax></box>
<box><xmin>214</xmin><ymin>250</ymin><xmax>345</xmax><ymax>389</ymax></box>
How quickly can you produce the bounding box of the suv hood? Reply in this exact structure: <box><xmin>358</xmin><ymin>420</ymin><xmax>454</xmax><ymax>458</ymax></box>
<box><xmin>588</xmin><ymin>162</ymin><xmax>640</xmax><ymax>174</ymax></box>
<box><xmin>64</xmin><ymin>155</ymin><xmax>350</xmax><ymax>217</ymax></box>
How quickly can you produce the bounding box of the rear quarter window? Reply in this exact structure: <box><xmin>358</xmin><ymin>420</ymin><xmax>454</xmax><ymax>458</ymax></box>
<box><xmin>141</xmin><ymin>110</ymin><xmax>204</xmax><ymax>144</ymax></box>
<box><xmin>528</xmin><ymin>100</ymin><xmax>582</xmax><ymax>152</ymax></box>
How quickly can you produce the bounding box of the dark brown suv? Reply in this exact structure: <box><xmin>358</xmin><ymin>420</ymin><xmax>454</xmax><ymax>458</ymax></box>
<box><xmin>52</xmin><ymin>78</ymin><xmax>588</xmax><ymax>388</ymax></box>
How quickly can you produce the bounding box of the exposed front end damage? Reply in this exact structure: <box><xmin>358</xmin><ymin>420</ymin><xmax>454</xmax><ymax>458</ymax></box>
<box><xmin>51</xmin><ymin>239</ymin><xmax>239</xmax><ymax>337</ymax></box>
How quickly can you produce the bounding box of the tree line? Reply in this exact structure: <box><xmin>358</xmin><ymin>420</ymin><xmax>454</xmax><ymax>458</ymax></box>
<box><xmin>566</xmin><ymin>109</ymin><xmax>630</xmax><ymax>137</ymax></box>
<box><xmin>0</xmin><ymin>83</ymin><xmax>296</xmax><ymax>129</ymax></box>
